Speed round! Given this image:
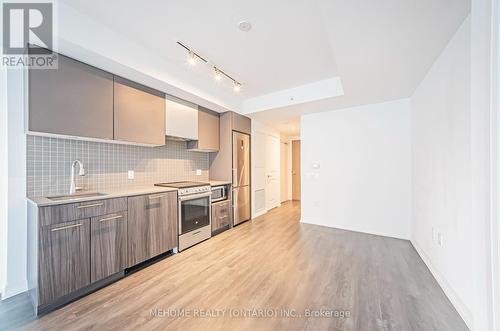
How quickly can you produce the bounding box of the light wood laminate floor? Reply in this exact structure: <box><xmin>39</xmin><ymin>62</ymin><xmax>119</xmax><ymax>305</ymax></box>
<box><xmin>5</xmin><ymin>201</ymin><xmax>466</xmax><ymax>330</ymax></box>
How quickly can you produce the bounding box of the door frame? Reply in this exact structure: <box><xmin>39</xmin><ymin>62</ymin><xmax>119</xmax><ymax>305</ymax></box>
<box><xmin>291</xmin><ymin>139</ymin><xmax>301</xmax><ymax>201</ymax></box>
<box><xmin>491</xmin><ymin>0</ymin><xmax>500</xmax><ymax>326</ymax></box>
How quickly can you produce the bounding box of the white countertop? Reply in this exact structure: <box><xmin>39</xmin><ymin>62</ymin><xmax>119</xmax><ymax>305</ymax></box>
<box><xmin>27</xmin><ymin>186</ymin><xmax>178</xmax><ymax>207</ymax></box>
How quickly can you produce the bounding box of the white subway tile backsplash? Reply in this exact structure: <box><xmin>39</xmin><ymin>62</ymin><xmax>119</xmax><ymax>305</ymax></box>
<box><xmin>26</xmin><ymin>135</ymin><xmax>209</xmax><ymax>196</ymax></box>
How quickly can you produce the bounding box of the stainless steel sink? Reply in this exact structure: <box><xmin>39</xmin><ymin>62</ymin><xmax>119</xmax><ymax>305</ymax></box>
<box><xmin>46</xmin><ymin>192</ymin><xmax>108</xmax><ymax>202</ymax></box>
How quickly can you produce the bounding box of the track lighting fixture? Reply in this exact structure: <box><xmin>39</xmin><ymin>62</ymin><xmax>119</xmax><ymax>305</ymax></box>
<box><xmin>188</xmin><ymin>51</ymin><xmax>197</xmax><ymax>65</ymax></box>
<box><xmin>177</xmin><ymin>41</ymin><xmax>243</xmax><ymax>93</ymax></box>
<box><xmin>214</xmin><ymin>67</ymin><xmax>222</xmax><ymax>81</ymax></box>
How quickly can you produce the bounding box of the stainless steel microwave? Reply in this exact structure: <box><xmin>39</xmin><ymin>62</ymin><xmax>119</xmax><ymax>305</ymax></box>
<box><xmin>211</xmin><ymin>185</ymin><xmax>228</xmax><ymax>202</ymax></box>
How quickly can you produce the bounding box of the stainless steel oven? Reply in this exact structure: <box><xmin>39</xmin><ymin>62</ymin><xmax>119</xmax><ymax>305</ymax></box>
<box><xmin>154</xmin><ymin>182</ymin><xmax>212</xmax><ymax>251</ymax></box>
<box><xmin>179</xmin><ymin>191</ymin><xmax>211</xmax><ymax>234</ymax></box>
<box><xmin>211</xmin><ymin>185</ymin><xmax>228</xmax><ymax>203</ymax></box>
<box><xmin>177</xmin><ymin>185</ymin><xmax>212</xmax><ymax>251</ymax></box>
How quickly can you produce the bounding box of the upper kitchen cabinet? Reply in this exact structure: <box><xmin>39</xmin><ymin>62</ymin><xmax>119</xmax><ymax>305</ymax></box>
<box><xmin>113</xmin><ymin>77</ymin><xmax>166</xmax><ymax>145</ymax></box>
<box><xmin>28</xmin><ymin>53</ymin><xmax>114</xmax><ymax>140</ymax></box>
<box><xmin>165</xmin><ymin>96</ymin><xmax>198</xmax><ymax>140</ymax></box>
<box><xmin>187</xmin><ymin>107</ymin><xmax>220</xmax><ymax>152</ymax></box>
<box><xmin>231</xmin><ymin>111</ymin><xmax>251</xmax><ymax>135</ymax></box>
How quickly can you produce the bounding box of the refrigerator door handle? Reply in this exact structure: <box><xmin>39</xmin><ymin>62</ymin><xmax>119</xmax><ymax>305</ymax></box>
<box><xmin>232</xmin><ymin>168</ymin><xmax>237</xmax><ymax>186</ymax></box>
<box><xmin>233</xmin><ymin>188</ymin><xmax>238</xmax><ymax>224</ymax></box>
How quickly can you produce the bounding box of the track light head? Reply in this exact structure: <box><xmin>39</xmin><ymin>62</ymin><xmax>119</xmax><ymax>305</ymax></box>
<box><xmin>214</xmin><ymin>68</ymin><xmax>222</xmax><ymax>81</ymax></box>
<box><xmin>188</xmin><ymin>51</ymin><xmax>196</xmax><ymax>65</ymax></box>
<box><xmin>233</xmin><ymin>82</ymin><xmax>242</xmax><ymax>92</ymax></box>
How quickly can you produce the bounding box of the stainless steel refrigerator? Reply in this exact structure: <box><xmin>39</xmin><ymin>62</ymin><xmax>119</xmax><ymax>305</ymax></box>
<box><xmin>232</xmin><ymin>131</ymin><xmax>251</xmax><ymax>225</ymax></box>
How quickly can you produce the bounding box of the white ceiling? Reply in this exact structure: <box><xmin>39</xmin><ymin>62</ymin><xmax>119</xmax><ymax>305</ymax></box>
<box><xmin>60</xmin><ymin>0</ymin><xmax>470</xmax><ymax>137</ymax></box>
<box><xmin>60</xmin><ymin>0</ymin><xmax>338</xmax><ymax>99</ymax></box>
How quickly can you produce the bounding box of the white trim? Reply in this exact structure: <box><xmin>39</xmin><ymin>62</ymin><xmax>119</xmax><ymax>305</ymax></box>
<box><xmin>411</xmin><ymin>240</ymin><xmax>473</xmax><ymax>329</ymax></box>
<box><xmin>2</xmin><ymin>280</ymin><xmax>28</xmax><ymax>300</ymax></box>
<box><xmin>26</xmin><ymin>131</ymin><xmax>164</xmax><ymax>147</ymax></box>
<box><xmin>0</xmin><ymin>53</ymin><xmax>7</xmax><ymax>300</ymax></box>
<box><xmin>491</xmin><ymin>0</ymin><xmax>500</xmax><ymax>328</ymax></box>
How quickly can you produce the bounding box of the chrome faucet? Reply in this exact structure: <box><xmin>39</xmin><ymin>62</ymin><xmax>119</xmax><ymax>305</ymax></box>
<box><xmin>69</xmin><ymin>160</ymin><xmax>85</xmax><ymax>194</ymax></box>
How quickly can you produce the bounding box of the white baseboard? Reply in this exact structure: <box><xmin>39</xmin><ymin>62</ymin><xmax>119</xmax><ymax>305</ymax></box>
<box><xmin>411</xmin><ymin>240</ymin><xmax>473</xmax><ymax>330</ymax></box>
<box><xmin>299</xmin><ymin>219</ymin><xmax>410</xmax><ymax>240</ymax></box>
<box><xmin>1</xmin><ymin>280</ymin><xmax>28</xmax><ymax>300</ymax></box>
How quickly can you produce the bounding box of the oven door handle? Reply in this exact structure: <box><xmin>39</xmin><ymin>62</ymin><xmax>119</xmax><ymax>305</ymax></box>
<box><xmin>179</xmin><ymin>192</ymin><xmax>212</xmax><ymax>201</ymax></box>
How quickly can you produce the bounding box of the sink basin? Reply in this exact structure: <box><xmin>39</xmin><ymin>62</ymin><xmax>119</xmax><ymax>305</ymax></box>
<box><xmin>46</xmin><ymin>192</ymin><xmax>108</xmax><ymax>202</ymax></box>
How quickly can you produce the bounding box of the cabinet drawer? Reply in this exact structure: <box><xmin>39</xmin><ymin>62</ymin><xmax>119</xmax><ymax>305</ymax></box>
<box><xmin>40</xmin><ymin>198</ymin><xmax>127</xmax><ymax>226</ymax></box>
<box><xmin>211</xmin><ymin>200</ymin><xmax>232</xmax><ymax>232</ymax></box>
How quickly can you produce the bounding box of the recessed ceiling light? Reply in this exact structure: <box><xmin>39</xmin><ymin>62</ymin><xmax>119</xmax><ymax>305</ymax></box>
<box><xmin>238</xmin><ymin>21</ymin><xmax>252</xmax><ymax>32</ymax></box>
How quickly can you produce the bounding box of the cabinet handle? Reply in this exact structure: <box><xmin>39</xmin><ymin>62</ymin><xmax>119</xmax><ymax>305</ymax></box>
<box><xmin>192</xmin><ymin>230</ymin><xmax>202</xmax><ymax>235</ymax></box>
<box><xmin>51</xmin><ymin>223</ymin><xmax>82</xmax><ymax>232</ymax></box>
<box><xmin>99</xmin><ymin>215</ymin><xmax>124</xmax><ymax>223</ymax></box>
<box><xmin>76</xmin><ymin>203</ymin><xmax>104</xmax><ymax>209</ymax></box>
<box><xmin>220</xmin><ymin>215</ymin><xmax>228</xmax><ymax>220</ymax></box>
<box><xmin>148</xmin><ymin>195</ymin><xmax>165</xmax><ymax>200</ymax></box>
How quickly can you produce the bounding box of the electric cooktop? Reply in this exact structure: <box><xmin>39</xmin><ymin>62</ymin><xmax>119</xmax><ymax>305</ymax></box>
<box><xmin>154</xmin><ymin>181</ymin><xmax>210</xmax><ymax>189</ymax></box>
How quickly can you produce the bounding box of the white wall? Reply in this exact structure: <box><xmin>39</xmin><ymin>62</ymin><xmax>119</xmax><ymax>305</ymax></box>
<box><xmin>251</xmin><ymin>120</ymin><xmax>281</xmax><ymax>218</ymax></box>
<box><xmin>2</xmin><ymin>69</ymin><xmax>27</xmax><ymax>299</ymax></box>
<box><xmin>410</xmin><ymin>17</ymin><xmax>473</xmax><ymax>327</ymax></box>
<box><xmin>0</xmin><ymin>58</ymin><xmax>7</xmax><ymax>299</ymax></box>
<box><xmin>301</xmin><ymin>99</ymin><xmax>412</xmax><ymax>239</ymax></box>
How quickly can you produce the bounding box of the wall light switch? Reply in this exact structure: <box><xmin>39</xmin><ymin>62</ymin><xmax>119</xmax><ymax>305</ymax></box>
<box><xmin>437</xmin><ymin>232</ymin><xmax>444</xmax><ymax>247</ymax></box>
<box><xmin>196</xmin><ymin>169</ymin><xmax>202</xmax><ymax>176</ymax></box>
<box><xmin>128</xmin><ymin>170</ymin><xmax>135</xmax><ymax>180</ymax></box>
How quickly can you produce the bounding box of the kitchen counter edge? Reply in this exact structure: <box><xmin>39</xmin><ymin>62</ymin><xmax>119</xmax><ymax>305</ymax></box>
<box><xmin>27</xmin><ymin>186</ymin><xmax>178</xmax><ymax>207</ymax></box>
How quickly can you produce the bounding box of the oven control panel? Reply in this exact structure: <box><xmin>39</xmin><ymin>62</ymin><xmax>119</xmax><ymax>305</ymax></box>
<box><xmin>179</xmin><ymin>185</ymin><xmax>211</xmax><ymax>196</ymax></box>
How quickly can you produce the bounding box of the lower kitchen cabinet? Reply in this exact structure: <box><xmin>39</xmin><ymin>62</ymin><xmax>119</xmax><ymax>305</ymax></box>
<box><xmin>212</xmin><ymin>200</ymin><xmax>232</xmax><ymax>233</ymax></box>
<box><xmin>90</xmin><ymin>212</ymin><xmax>128</xmax><ymax>283</ymax></box>
<box><xmin>127</xmin><ymin>192</ymin><xmax>178</xmax><ymax>266</ymax></box>
<box><xmin>38</xmin><ymin>219</ymin><xmax>91</xmax><ymax>307</ymax></box>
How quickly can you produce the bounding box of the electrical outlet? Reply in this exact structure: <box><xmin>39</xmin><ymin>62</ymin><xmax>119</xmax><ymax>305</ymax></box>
<box><xmin>437</xmin><ymin>232</ymin><xmax>444</xmax><ymax>247</ymax></box>
<box><xmin>196</xmin><ymin>169</ymin><xmax>202</xmax><ymax>176</ymax></box>
<box><xmin>128</xmin><ymin>170</ymin><xmax>135</xmax><ymax>180</ymax></box>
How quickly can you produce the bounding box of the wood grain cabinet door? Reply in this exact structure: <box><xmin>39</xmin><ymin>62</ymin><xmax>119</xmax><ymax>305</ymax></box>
<box><xmin>38</xmin><ymin>219</ymin><xmax>91</xmax><ymax>306</ymax></box>
<box><xmin>127</xmin><ymin>192</ymin><xmax>177</xmax><ymax>267</ymax></box>
<box><xmin>29</xmin><ymin>53</ymin><xmax>114</xmax><ymax>139</ymax></box>
<box><xmin>113</xmin><ymin>76</ymin><xmax>166</xmax><ymax>145</ymax></box>
<box><xmin>90</xmin><ymin>212</ymin><xmax>128</xmax><ymax>283</ymax></box>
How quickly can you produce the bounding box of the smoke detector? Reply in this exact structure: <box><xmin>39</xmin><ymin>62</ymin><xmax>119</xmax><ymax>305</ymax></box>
<box><xmin>238</xmin><ymin>21</ymin><xmax>252</xmax><ymax>32</ymax></box>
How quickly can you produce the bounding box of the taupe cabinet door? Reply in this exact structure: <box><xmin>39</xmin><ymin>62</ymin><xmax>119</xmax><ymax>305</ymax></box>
<box><xmin>29</xmin><ymin>53</ymin><xmax>114</xmax><ymax>139</ymax></box>
<box><xmin>90</xmin><ymin>212</ymin><xmax>128</xmax><ymax>283</ymax></box>
<box><xmin>187</xmin><ymin>107</ymin><xmax>220</xmax><ymax>151</ymax></box>
<box><xmin>127</xmin><ymin>192</ymin><xmax>177</xmax><ymax>267</ymax></box>
<box><xmin>38</xmin><ymin>219</ymin><xmax>91</xmax><ymax>306</ymax></box>
<box><xmin>113</xmin><ymin>77</ymin><xmax>166</xmax><ymax>145</ymax></box>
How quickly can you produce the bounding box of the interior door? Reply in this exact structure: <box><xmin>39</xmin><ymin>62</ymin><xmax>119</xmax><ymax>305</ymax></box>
<box><xmin>266</xmin><ymin>134</ymin><xmax>280</xmax><ymax>210</ymax></box>
<box><xmin>292</xmin><ymin>140</ymin><xmax>301</xmax><ymax>200</ymax></box>
<box><xmin>232</xmin><ymin>132</ymin><xmax>250</xmax><ymax>187</ymax></box>
<box><xmin>280</xmin><ymin>141</ymin><xmax>289</xmax><ymax>202</ymax></box>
